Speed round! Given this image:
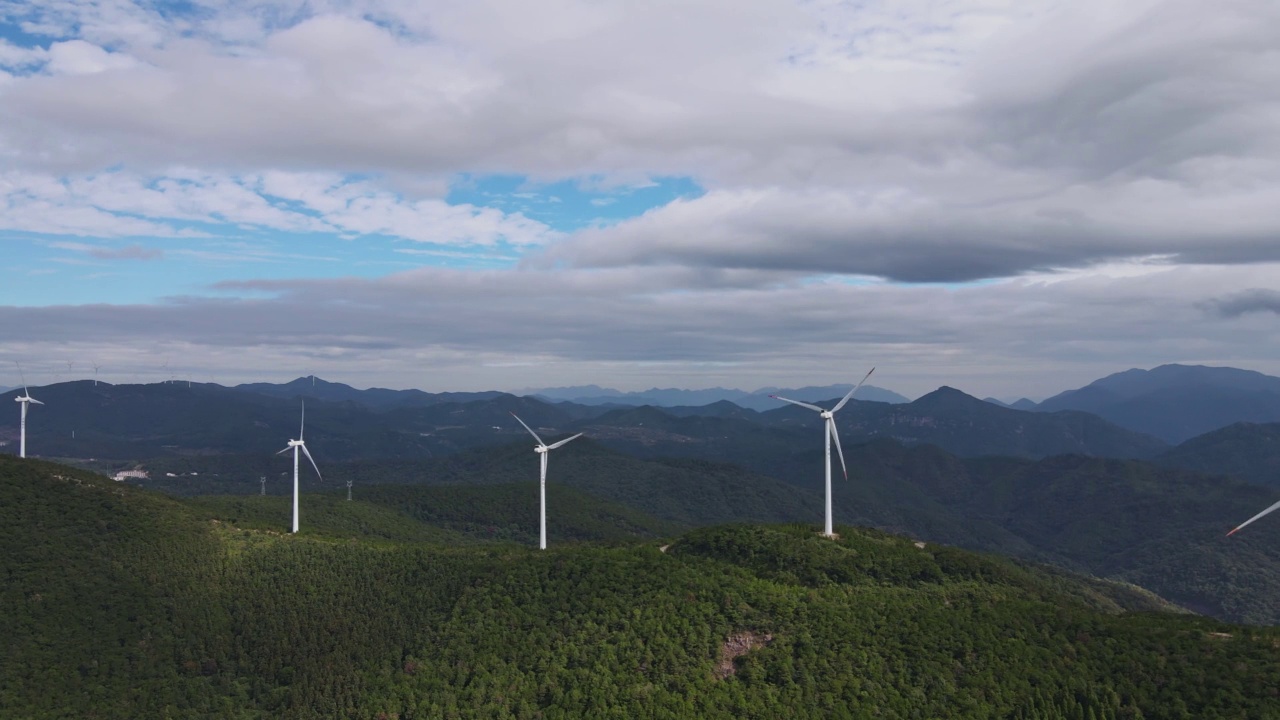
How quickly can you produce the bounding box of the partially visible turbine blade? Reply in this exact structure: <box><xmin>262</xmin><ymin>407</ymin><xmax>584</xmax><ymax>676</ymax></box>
<box><xmin>16</xmin><ymin>361</ymin><xmax>29</xmax><ymax>396</ymax></box>
<box><xmin>300</xmin><ymin>443</ymin><xmax>323</xmax><ymax>482</ymax></box>
<box><xmin>831</xmin><ymin>367</ymin><xmax>876</xmax><ymax>414</ymax></box>
<box><xmin>510</xmin><ymin>412</ymin><xmax>545</xmax><ymax>446</ymax></box>
<box><xmin>1227</xmin><ymin>497</ymin><xmax>1280</xmax><ymax>536</ymax></box>
<box><xmin>770</xmin><ymin>395</ymin><xmax>825</xmax><ymax>413</ymax></box>
<box><xmin>28</xmin><ymin>397</ymin><xmax>44</xmax><ymax>406</ymax></box>
<box><xmin>299</xmin><ymin>400</ymin><xmax>306</xmax><ymax>441</ymax></box>
<box><xmin>546</xmin><ymin>432</ymin><xmax>584</xmax><ymax>450</ymax></box>
<box><xmin>276</xmin><ymin>446</ymin><xmax>292</xmax><ymax>455</ymax></box>
<box><xmin>829</xmin><ymin>419</ymin><xmax>847</xmax><ymax>480</ymax></box>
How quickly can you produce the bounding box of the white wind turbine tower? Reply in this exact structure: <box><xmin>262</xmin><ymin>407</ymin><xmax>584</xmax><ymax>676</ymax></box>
<box><xmin>276</xmin><ymin>401</ymin><xmax>323</xmax><ymax>534</ymax></box>
<box><xmin>511</xmin><ymin>412</ymin><xmax>583</xmax><ymax>550</ymax></box>
<box><xmin>770</xmin><ymin>367</ymin><xmax>875</xmax><ymax>538</ymax></box>
<box><xmin>13</xmin><ymin>365</ymin><xmax>45</xmax><ymax>459</ymax></box>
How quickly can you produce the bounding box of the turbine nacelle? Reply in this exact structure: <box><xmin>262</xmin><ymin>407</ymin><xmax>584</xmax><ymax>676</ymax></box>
<box><xmin>820</xmin><ymin>410</ymin><xmax>833</xmax><ymax>419</ymax></box>
<box><xmin>535</xmin><ymin>445</ymin><xmax>548</xmax><ymax>453</ymax></box>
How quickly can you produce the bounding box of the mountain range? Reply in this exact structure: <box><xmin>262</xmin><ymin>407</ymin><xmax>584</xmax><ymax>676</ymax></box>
<box><xmin>525</xmin><ymin>382</ymin><xmax>911</xmax><ymax>410</ymax></box>
<box><xmin>1035</xmin><ymin>364</ymin><xmax>1280</xmax><ymax>443</ymax></box>
<box><xmin>11</xmin><ymin>362</ymin><xmax>1280</xmax><ymax>446</ymax></box>
<box><xmin>0</xmin><ymin>379</ymin><xmax>1170</xmax><ymax>466</ymax></box>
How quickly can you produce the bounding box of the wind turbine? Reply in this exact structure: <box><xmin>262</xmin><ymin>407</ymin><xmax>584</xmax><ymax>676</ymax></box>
<box><xmin>770</xmin><ymin>367</ymin><xmax>875</xmax><ymax>538</ymax></box>
<box><xmin>276</xmin><ymin>401</ymin><xmax>322</xmax><ymax>534</ymax></box>
<box><xmin>12</xmin><ymin>364</ymin><xmax>45</xmax><ymax>459</ymax></box>
<box><xmin>346</xmin><ymin>479</ymin><xmax>353</xmax><ymax>501</ymax></box>
<box><xmin>511</xmin><ymin>412</ymin><xmax>583</xmax><ymax>550</ymax></box>
<box><xmin>259</xmin><ymin>476</ymin><xmax>266</xmax><ymax>496</ymax></box>
<box><xmin>1227</xmin><ymin>498</ymin><xmax>1280</xmax><ymax>537</ymax></box>
<box><xmin>92</xmin><ymin>363</ymin><xmax>100</xmax><ymax>386</ymax></box>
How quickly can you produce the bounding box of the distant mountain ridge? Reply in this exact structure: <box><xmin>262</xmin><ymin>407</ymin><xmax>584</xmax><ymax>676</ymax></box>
<box><xmin>527</xmin><ymin>382</ymin><xmax>911</xmax><ymax>410</ymax></box>
<box><xmin>984</xmin><ymin>397</ymin><xmax>1039</xmax><ymax>410</ymax></box>
<box><xmin>1157</xmin><ymin>421</ymin><xmax>1280</xmax><ymax>489</ymax></box>
<box><xmin>0</xmin><ymin>379</ymin><xmax>1166</xmax><ymax>466</ymax></box>
<box><xmin>234</xmin><ymin>376</ymin><xmax>505</xmax><ymax>408</ymax></box>
<box><xmin>1036</xmin><ymin>364</ymin><xmax>1280</xmax><ymax>443</ymax></box>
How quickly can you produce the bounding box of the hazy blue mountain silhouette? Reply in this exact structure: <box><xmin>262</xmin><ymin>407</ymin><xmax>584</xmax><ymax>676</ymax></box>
<box><xmin>1036</xmin><ymin>364</ymin><xmax>1280</xmax><ymax>443</ymax></box>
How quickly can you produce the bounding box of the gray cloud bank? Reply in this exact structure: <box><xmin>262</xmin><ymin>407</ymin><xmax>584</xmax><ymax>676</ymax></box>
<box><xmin>1204</xmin><ymin>289</ymin><xmax>1280</xmax><ymax>318</ymax></box>
<box><xmin>3</xmin><ymin>263</ymin><xmax>1279</xmax><ymax>398</ymax></box>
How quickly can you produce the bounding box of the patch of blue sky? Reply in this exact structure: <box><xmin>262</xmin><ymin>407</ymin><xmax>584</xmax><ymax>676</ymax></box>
<box><xmin>0</xmin><ymin>18</ymin><xmax>48</xmax><ymax>48</ymax></box>
<box><xmin>2</xmin><ymin>224</ymin><xmax>527</xmax><ymax>306</ymax></box>
<box><xmin>448</xmin><ymin>174</ymin><xmax>703</xmax><ymax>232</ymax></box>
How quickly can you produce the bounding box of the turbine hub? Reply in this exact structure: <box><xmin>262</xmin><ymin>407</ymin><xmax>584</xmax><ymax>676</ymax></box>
<box><xmin>535</xmin><ymin>446</ymin><xmax>548</xmax><ymax>453</ymax></box>
<box><xmin>821</xmin><ymin>410</ymin><xmax>833</xmax><ymax>419</ymax></box>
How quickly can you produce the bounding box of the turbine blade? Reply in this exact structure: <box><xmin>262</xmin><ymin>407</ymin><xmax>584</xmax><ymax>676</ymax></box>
<box><xmin>829</xmin><ymin>419</ymin><xmax>847</xmax><ymax>480</ymax></box>
<box><xmin>28</xmin><ymin>397</ymin><xmax>44</xmax><ymax>406</ymax></box>
<box><xmin>770</xmin><ymin>395</ymin><xmax>825</xmax><ymax>413</ymax></box>
<box><xmin>16</xmin><ymin>361</ymin><xmax>29</xmax><ymax>395</ymax></box>
<box><xmin>276</xmin><ymin>446</ymin><xmax>291</xmax><ymax>455</ymax></box>
<box><xmin>510</xmin><ymin>412</ymin><xmax>545</xmax><ymax>446</ymax></box>
<box><xmin>546</xmin><ymin>433</ymin><xmax>584</xmax><ymax>450</ymax></box>
<box><xmin>1227</xmin><ymin>497</ymin><xmax>1280</xmax><ymax>537</ymax></box>
<box><xmin>300</xmin><ymin>400</ymin><xmax>306</xmax><ymax>441</ymax></box>
<box><xmin>300</xmin><ymin>443</ymin><xmax>323</xmax><ymax>482</ymax></box>
<box><xmin>831</xmin><ymin>367</ymin><xmax>876</xmax><ymax>414</ymax></box>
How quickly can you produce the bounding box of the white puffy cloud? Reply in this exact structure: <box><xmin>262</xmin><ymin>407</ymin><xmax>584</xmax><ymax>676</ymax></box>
<box><xmin>0</xmin><ymin>0</ymin><xmax>1274</xmax><ymax>278</ymax></box>
<box><xmin>0</xmin><ymin>169</ymin><xmax>557</xmax><ymax>246</ymax></box>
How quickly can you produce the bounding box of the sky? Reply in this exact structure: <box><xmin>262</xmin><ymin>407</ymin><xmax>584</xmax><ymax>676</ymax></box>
<box><xmin>2</xmin><ymin>0</ymin><xmax>1279</xmax><ymax>400</ymax></box>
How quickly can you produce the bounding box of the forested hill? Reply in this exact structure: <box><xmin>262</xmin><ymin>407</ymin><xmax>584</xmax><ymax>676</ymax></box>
<box><xmin>127</xmin><ymin>436</ymin><xmax>1280</xmax><ymax>625</ymax></box>
<box><xmin>5</xmin><ymin>456</ymin><xmax>1280</xmax><ymax>718</ymax></box>
<box><xmin>1156</xmin><ymin>421</ymin><xmax>1280</xmax><ymax>489</ymax></box>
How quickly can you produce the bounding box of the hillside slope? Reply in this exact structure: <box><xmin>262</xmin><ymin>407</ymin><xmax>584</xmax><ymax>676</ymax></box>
<box><xmin>5</xmin><ymin>457</ymin><xmax>1280</xmax><ymax>718</ymax></box>
<box><xmin>1157</xmin><ymin>422</ymin><xmax>1280</xmax><ymax>488</ymax></box>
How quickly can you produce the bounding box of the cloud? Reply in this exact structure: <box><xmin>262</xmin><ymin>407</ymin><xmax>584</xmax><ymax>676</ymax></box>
<box><xmin>0</xmin><ymin>39</ymin><xmax>48</xmax><ymax>70</ymax></box>
<box><xmin>1203</xmin><ymin>288</ymin><xmax>1280</xmax><ymax>318</ymax></box>
<box><xmin>1</xmin><ymin>0</ymin><xmax>1279</xmax><ymax>398</ymax></box>
<box><xmin>3</xmin><ymin>261</ymin><xmax>1280</xmax><ymax>398</ymax></box>
<box><xmin>0</xmin><ymin>1</ymin><xmax>1274</xmax><ymax>281</ymax></box>
<box><xmin>90</xmin><ymin>243</ymin><xmax>162</xmax><ymax>260</ymax></box>
<box><xmin>48</xmin><ymin>241</ymin><xmax>163</xmax><ymax>260</ymax></box>
<box><xmin>0</xmin><ymin>169</ymin><xmax>558</xmax><ymax>246</ymax></box>
<box><xmin>538</xmin><ymin>168</ymin><xmax>1280</xmax><ymax>281</ymax></box>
